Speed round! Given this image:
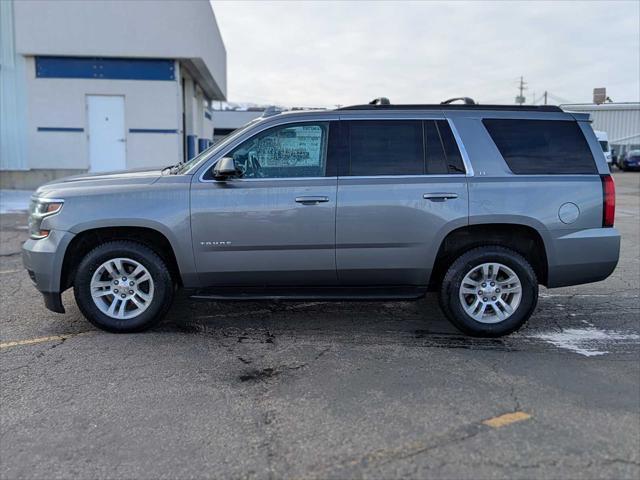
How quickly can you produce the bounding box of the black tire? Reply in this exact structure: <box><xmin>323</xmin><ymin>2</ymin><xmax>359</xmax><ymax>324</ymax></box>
<box><xmin>74</xmin><ymin>241</ymin><xmax>174</xmax><ymax>333</ymax></box>
<box><xmin>438</xmin><ymin>246</ymin><xmax>538</xmax><ymax>337</ymax></box>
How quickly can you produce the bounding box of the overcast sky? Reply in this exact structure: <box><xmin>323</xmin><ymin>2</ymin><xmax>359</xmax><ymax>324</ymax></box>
<box><xmin>211</xmin><ymin>0</ymin><xmax>639</xmax><ymax>107</ymax></box>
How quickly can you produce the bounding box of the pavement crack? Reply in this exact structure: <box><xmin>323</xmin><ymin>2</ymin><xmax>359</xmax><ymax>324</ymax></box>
<box><xmin>308</xmin><ymin>422</ymin><xmax>487</xmax><ymax>477</ymax></box>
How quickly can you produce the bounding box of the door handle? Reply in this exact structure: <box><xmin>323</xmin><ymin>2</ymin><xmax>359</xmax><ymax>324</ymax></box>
<box><xmin>423</xmin><ymin>193</ymin><xmax>458</xmax><ymax>201</ymax></box>
<box><xmin>295</xmin><ymin>196</ymin><xmax>329</xmax><ymax>205</ymax></box>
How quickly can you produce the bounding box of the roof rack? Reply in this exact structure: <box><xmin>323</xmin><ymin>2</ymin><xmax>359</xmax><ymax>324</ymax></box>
<box><xmin>369</xmin><ymin>97</ymin><xmax>391</xmax><ymax>105</ymax></box>
<box><xmin>261</xmin><ymin>105</ymin><xmax>284</xmax><ymax>118</ymax></box>
<box><xmin>337</xmin><ymin>103</ymin><xmax>562</xmax><ymax>112</ymax></box>
<box><xmin>441</xmin><ymin>97</ymin><xmax>476</xmax><ymax>105</ymax></box>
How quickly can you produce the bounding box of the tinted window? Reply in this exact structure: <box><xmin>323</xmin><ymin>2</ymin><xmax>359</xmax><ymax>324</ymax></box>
<box><xmin>423</xmin><ymin>121</ymin><xmax>446</xmax><ymax>174</ymax></box>
<box><xmin>349</xmin><ymin>121</ymin><xmax>423</xmax><ymax>175</ymax></box>
<box><xmin>436</xmin><ymin>121</ymin><xmax>466</xmax><ymax>173</ymax></box>
<box><xmin>483</xmin><ymin>119</ymin><xmax>597</xmax><ymax>174</ymax></box>
<box><xmin>227</xmin><ymin>122</ymin><xmax>328</xmax><ymax>178</ymax></box>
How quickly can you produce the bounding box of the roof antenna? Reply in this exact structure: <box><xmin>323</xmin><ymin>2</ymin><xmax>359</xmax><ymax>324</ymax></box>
<box><xmin>441</xmin><ymin>97</ymin><xmax>476</xmax><ymax>105</ymax></box>
<box><xmin>369</xmin><ymin>97</ymin><xmax>391</xmax><ymax>105</ymax></box>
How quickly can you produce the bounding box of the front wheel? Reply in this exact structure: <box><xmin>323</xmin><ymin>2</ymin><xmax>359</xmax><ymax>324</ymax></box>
<box><xmin>74</xmin><ymin>241</ymin><xmax>174</xmax><ymax>333</ymax></box>
<box><xmin>439</xmin><ymin>246</ymin><xmax>538</xmax><ymax>337</ymax></box>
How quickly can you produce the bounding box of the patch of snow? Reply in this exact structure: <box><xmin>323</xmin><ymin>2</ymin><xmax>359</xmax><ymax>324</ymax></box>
<box><xmin>529</xmin><ymin>328</ymin><xmax>640</xmax><ymax>357</ymax></box>
<box><xmin>0</xmin><ymin>190</ymin><xmax>33</xmax><ymax>214</ymax></box>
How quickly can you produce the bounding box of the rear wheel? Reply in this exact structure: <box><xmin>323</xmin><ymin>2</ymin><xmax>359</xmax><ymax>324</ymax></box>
<box><xmin>74</xmin><ymin>241</ymin><xmax>174</xmax><ymax>332</ymax></box>
<box><xmin>439</xmin><ymin>246</ymin><xmax>538</xmax><ymax>337</ymax></box>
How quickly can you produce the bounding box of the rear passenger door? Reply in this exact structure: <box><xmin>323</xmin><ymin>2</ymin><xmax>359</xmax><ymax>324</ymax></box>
<box><xmin>335</xmin><ymin>118</ymin><xmax>469</xmax><ymax>286</ymax></box>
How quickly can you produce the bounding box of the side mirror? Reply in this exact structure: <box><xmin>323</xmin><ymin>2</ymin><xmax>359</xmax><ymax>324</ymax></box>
<box><xmin>212</xmin><ymin>157</ymin><xmax>238</xmax><ymax>180</ymax></box>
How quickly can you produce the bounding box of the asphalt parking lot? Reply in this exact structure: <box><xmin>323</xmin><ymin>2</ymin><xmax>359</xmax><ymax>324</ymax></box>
<box><xmin>1</xmin><ymin>172</ymin><xmax>639</xmax><ymax>479</ymax></box>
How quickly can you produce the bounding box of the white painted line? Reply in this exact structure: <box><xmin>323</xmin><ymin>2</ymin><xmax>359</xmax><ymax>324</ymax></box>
<box><xmin>0</xmin><ymin>190</ymin><xmax>33</xmax><ymax>213</ymax></box>
<box><xmin>527</xmin><ymin>328</ymin><xmax>640</xmax><ymax>357</ymax></box>
<box><xmin>540</xmin><ymin>294</ymin><xmax>639</xmax><ymax>298</ymax></box>
<box><xmin>0</xmin><ymin>269</ymin><xmax>22</xmax><ymax>275</ymax></box>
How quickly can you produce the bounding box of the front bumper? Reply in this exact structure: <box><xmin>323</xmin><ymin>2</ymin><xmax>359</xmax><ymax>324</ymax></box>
<box><xmin>22</xmin><ymin>229</ymin><xmax>75</xmax><ymax>313</ymax></box>
<box><xmin>547</xmin><ymin>227</ymin><xmax>620</xmax><ymax>288</ymax></box>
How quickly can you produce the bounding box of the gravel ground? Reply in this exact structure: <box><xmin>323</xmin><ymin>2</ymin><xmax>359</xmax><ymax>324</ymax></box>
<box><xmin>1</xmin><ymin>172</ymin><xmax>638</xmax><ymax>479</ymax></box>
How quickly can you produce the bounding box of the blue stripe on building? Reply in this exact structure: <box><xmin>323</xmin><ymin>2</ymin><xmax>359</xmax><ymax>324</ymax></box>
<box><xmin>36</xmin><ymin>56</ymin><xmax>175</xmax><ymax>81</ymax></box>
<box><xmin>186</xmin><ymin>135</ymin><xmax>198</xmax><ymax>160</ymax></box>
<box><xmin>37</xmin><ymin>127</ymin><xmax>84</xmax><ymax>132</ymax></box>
<box><xmin>129</xmin><ymin>129</ymin><xmax>179</xmax><ymax>134</ymax></box>
<box><xmin>198</xmin><ymin>138</ymin><xmax>212</xmax><ymax>153</ymax></box>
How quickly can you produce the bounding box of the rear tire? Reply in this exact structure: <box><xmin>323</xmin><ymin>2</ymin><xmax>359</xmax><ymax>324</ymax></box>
<box><xmin>74</xmin><ymin>241</ymin><xmax>174</xmax><ymax>333</ymax></box>
<box><xmin>439</xmin><ymin>246</ymin><xmax>538</xmax><ymax>337</ymax></box>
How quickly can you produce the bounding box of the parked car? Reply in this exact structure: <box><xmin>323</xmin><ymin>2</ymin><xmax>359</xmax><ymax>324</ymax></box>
<box><xmin>594</xmin><ymin>130</ymin><xmax>612</xmax><ymax>166</ymax></box>
<box><xmin>619</xmin><ymin>149</ymin><xmax>640</xmax><ymax>171</ymax></box>
<box><xmin>23</xmin><ymin>99</ymin><xmax>620</xmax><ymax>337</ymax></box>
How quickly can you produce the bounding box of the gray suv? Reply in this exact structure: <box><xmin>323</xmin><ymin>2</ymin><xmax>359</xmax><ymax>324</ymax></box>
<box><xmin>22</xmin><ymin>100</ymin><xmax>620</xmax><ymax>337</ymax></box>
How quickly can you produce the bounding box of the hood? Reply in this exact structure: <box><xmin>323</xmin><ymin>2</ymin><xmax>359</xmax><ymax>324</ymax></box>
<box><xmin>56</xmin><ymin>167</ymin><xmax>163</xmax><ymax>184</ymax></box>
<box><xmin>34</xmin><ymin>168</ymin><xmax>164</xmax><ymax>198</ymax></box>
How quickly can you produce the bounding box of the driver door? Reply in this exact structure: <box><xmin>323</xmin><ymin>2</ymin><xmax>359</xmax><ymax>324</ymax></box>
<box><xmin>190</xmin><ymin>121</ymin><xmax>338</xmax><ymax>286</ymax></box>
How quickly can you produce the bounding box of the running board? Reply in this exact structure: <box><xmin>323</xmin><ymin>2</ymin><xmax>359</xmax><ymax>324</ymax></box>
<box><xmin>189</xmin><ymin>286</ymin><xmax>426</xmax><ymax>302</ymax></box>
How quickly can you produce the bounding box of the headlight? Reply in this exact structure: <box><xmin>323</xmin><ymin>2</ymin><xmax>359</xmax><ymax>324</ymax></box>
<box><xmin>28</xmin><ymin>198</ymin><xmax>64</xmax><ymax>239</ymax></box>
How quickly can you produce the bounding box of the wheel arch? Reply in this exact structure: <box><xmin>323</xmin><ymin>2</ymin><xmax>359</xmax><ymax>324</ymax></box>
<box><xmin>430</xmin><ymin>222</ymin><xmax>550</xmax><ymax>289</ymax></box>
<box><xmin>60</xmin><ymin>225</ymin><xmax>183</xmax><ymax>291</ymax></box>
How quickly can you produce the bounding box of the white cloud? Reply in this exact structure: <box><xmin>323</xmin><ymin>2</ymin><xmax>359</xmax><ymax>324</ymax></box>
<box><xmin>211</xmin><ymin>0</ymin><xmax>640</xmax><ymax>107</ymax></box>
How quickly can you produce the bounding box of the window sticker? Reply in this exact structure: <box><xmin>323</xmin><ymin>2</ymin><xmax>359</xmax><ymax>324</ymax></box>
<box><xmin>253</xmin><ymin>125</ymin><xmax>324</xmax><ymax>167</ymax></box>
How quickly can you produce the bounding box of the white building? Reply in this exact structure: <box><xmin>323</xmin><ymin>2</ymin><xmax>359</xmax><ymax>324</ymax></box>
<box><xmin>0</xmin><ymin>0</ymin><xmax>226</xmax><ymax>189</ymax></box>
<box><xmin>561</xmin><ymin>103</ymin><xmax>640</xmax><ymax>158</ymax></box>
<box><xmin>210</xmin><ymin>107</ymin><xmax>328</xmax><ymax>143</ymax></box>
<box><xmin>211</xmin><ymin>109</ymin><xmax>264</xmax><ymax>143</ymax></box>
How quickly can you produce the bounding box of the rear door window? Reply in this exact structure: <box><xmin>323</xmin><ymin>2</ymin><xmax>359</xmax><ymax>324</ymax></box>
<box><xmin>346</xmin><ymin>120</ymin><xmax>466</xmax><ymax>176</ymax></box>
<box><xmin>348</xmin><ymin>120</ymin><xmax>423</xmax><ymax>176</ymax></box>
<box><xmin>483</xmin><ymin>119</ymin><xmax>597</xmax><ymax>174</ymax></box>
<box><xmin>436</xmin><ymin>121</ymin><xmax>466</xmax><ymax>174</ymax></box>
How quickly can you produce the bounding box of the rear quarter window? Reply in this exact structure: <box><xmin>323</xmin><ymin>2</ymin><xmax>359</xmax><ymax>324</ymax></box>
<box><xmin>482</xmin><ymin>119</ymin><xmax>597</xmax><ymax>174</ymax></box>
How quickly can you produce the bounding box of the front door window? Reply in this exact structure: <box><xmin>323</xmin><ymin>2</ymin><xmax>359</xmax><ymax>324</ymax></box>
<box><xmin>227</xmin><ymin>123</ymin><xmax>329</xmax><ymax>178</ymax></box>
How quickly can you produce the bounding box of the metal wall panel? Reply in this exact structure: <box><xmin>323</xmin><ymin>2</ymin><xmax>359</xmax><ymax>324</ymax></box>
<box><xmin>36</xmin><ymin>56</ymin><xmax>176</xmax><ymax>81</ymax></box>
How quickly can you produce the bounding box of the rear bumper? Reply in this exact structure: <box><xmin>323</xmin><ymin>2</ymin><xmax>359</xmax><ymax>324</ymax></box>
<box><xmin>547</xmin><ymin>228</ymin><xmax>620</xmax><ymax>287</ymax></box>
<box><xmin>22</xmin><ymin>229</ymin><xmax>75</xmax><ymax>313</ymax></box>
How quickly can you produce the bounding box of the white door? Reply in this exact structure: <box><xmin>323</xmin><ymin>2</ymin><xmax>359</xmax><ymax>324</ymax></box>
<box><xmin>87</xmin><ymin>95</ymin><xmax>126</xmax><ymax>172</ymax></box>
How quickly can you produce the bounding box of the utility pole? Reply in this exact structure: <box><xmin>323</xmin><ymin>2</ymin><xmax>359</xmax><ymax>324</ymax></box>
<box><xmin>515</xmin><ymin>76</ymin><xmax>527</xmax><ymax>105</ymax></box>
<box><xmin>544</xmin><ymin>91</ymin><xmax>548</xmax><ymax>105</ymax></box>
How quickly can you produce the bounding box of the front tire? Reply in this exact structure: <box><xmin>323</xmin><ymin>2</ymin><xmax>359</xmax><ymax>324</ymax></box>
<box><xmin>74</xmin><ymin>241</ymin><xmax>174</xmax><ymax>333</ymax></box>
<box><xmin>439</xmin><ymin>246</ymin><xmax>538</xmax><ymax>337</ymax></box>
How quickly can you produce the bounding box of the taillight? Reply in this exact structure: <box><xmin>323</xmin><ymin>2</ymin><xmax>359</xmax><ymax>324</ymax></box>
<box><xmin>601</xmin><ymin>174</ymin><xmax>615</xmax><ymax>227</ymax></box>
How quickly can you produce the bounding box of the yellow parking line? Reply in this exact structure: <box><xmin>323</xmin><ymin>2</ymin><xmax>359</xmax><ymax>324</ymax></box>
<box><xmin>0</xmin><ymin>332</ymin><xmax>90</xmax><ymax>350</ymax></box>
<box><xmin>482</xmin><ymin>411</ymin><xmax>531</xmax><ymax>428</ymax></box>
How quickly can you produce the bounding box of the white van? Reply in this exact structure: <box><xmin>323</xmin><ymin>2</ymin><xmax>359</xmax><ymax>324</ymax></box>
<box><xmin>595</xmin><ymin>130</ymin><xmax>612</xmax><ymax>165</ymax></box>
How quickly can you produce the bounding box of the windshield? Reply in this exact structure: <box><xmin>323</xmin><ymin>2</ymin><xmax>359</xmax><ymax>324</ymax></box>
<box><xmin>599</xmin><ymin>140</ymin><xmax>609</xmax><ymax>152</ymax></box>
<box><xmin>175</xmin><ymin>119</ymin><xmax>262</xmax><ymax>174</ymax></box>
